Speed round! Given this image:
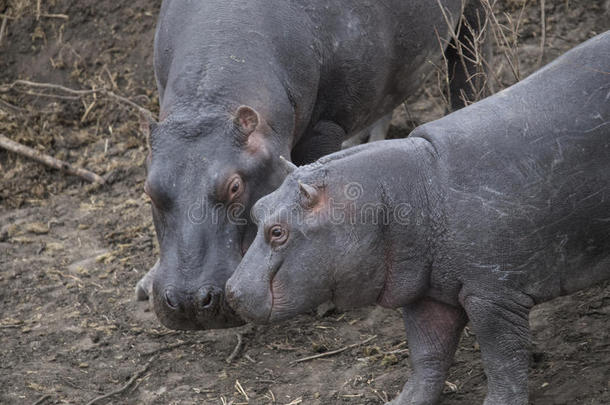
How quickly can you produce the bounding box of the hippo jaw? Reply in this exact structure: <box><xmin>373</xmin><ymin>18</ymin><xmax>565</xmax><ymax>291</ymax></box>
<box><xmin>225</xmin><ymin>252</ymin><xmax>286</xmax><ymax>324</ymax></box>
<box><xmin>226</xmin><ymin>260</ymin><xmax>333</xmax><ymax>324</ymax></box>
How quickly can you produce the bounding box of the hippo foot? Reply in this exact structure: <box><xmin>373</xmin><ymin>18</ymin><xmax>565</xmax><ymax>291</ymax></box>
<box><xmin>134</xmin><ymin>261</ymin><xmax>159</xmax><ymax>301</ymax></box>
<box><xmin>383</xmin><ymin>378</ymin><xmax>444</xmax><ymax>405</ymax></box>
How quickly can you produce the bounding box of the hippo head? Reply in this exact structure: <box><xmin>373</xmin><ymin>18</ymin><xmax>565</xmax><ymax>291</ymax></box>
<box><xmin>143</xmin><ymin>106</ymin><xmax>291</xmax><ymax>330</ymax></box>
<box><xmin>225</xmin><ymin>163</ymin><xmax>387</xmax><ymax>323</ymax></box>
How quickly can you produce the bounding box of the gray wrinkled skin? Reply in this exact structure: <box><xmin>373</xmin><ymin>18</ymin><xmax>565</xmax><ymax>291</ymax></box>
<box><xmin>141</xmin><ymin>0</ymin><xmax>489</xmax><ymax>330</ymax></box>
<box><xmin>226</xmin><ymin>33</ymin><xmax>610</xmax><ymax>405</ymax></box>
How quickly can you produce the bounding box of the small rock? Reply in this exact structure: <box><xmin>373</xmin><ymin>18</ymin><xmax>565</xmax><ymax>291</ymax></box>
<box><xmin>444</xmin><ymin>380</ymin><xmax>458</xmax><ymax>393</ymax></box>
<box><xmin>381</xmin><ymin>354</ymin><xmax>398</xmax><ymax>366</ymax></box>
<box><xmin>311</xmin><ymin>342</ymin><xmax>328</xmax><ymax>353</ymax></box>
<box><xmin>23</xmin><ymin>222</ymin><xmax>49</xmax><ymax>235</ymax></box>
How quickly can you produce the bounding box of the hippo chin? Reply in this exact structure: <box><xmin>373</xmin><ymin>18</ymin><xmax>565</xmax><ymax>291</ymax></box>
<box><xmin>226</xmin><ymin>32</ymin><xmax>610</xmax><ymax>405</ymax></box>
<box><xmin>138</xmin><ymin>0</ymin><xmax>491</xmax><ymax>330</ymax></box>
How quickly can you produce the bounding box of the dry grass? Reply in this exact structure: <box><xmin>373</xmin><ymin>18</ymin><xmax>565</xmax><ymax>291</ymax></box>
<box><xmin>430</xmin><ymin>0</ymin><xmax>540</xmax><ymax>113</ymax></box>
<box><xmin>0</xmin><ymin>0</ymin><xmax>158</xmax><ymax>207</ymax></box>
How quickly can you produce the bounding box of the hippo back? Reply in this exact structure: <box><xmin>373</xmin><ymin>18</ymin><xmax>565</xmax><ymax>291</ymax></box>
<box><xmin>412</xmin><ymin>32</ymin><xmax>610</xmax><ymax>302</ymax></box>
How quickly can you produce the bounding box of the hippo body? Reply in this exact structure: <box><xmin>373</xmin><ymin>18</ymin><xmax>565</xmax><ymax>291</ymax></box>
<box><xmin>141</xmin><ymin>0</ymin><xmax>489</xmax><ymax>330</ymax></box>
<box><xmin>226</xmin><ymin>32</ymin><xmax>610</xmax><ymax>405</ymax></box>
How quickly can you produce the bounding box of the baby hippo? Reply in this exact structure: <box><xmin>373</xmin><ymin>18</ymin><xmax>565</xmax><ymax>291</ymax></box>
<box><xmin>226</xmin><ymin>32</ymin><xmax>610</xmax><ymax>405</ymax></box>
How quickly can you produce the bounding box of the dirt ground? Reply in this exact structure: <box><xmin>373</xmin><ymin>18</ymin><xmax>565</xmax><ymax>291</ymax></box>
<box><xmin>0</xmin><ymin>1</ymin><xmax>608</xmax><ymax>404</ymax></box>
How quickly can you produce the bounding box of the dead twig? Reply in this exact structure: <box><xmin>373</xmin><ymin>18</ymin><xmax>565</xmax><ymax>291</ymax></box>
<box><xmin>41</xmin><ymin>14</ymin><xmax>69</xmax><ymax>20</ymax></box>
<box><xmin>482</xmin><ymin>0</ymin><xmax>523</xmax><ymax>82</ymax></box>
<box><xmin>59</xmin><ymin>376</ymin><xmax>105</xmax><ymax>394</ymax></box>
<box><xmin>0</xmin><ymin>98</ymin><xmax>29</xmax><ymax>114</ymax></box>
<box><xmin>85</xmin><ymin>354</ymin><xmax>158</xmax><ymax>405</ymax></box>
<box><xmin>0</xmin><ymin>134</ymin><xmax>106</xmax><ymax>184</ymax></box>
<box><xmin>33</xmin><ymin>395</ymin><xmax>51</xmax><ymax>405</ymax></box>
<box><xmin>234</xmin><ymin>379</ymin><xmax>249</xmax><ymax>402</ymax></box>
<box><xmin>369</xmin><ymin>388</ymin><xmax>388</xmax><ymax>403</ymax></box>
<box><xmin>433</xmin><ymin>27</ymin><xmax>451</xmax><ymax>108</ymax></box>
<box><xmin>142</xmin><ymin>339</ymin><xmax>206</xmax><ymax>356</ymax></box>
<box><xmin>537</xmin><ymin>0</ymin><xmax>546</xmax><ymax>67</ymax></box>
<box><xmin>0</xmin><ymin>324</ymin><xmax>22</xmax><ymax>329</ymax></box>
<box><xmin>290</xmin><ymin>335</ymin><xmax>377</xmax><ymax>365</ymax></box>
<box><xmin>226</xmin><ymin>332</ymin><xmax>244</xmax><ymax>364</ymax></box>
<box><xmin>0</xmin><ymin>13</ymin><xmax>8</xmax><ymax>46</ymax></box>
<box><xmin>0</xmin><ymin>80</ymin><xmax>155</xmax><ymax>118</ymax></box>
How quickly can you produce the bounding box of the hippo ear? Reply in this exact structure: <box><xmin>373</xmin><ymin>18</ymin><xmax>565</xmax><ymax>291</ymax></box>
<box><xmin>298</xmin><ymin>182</ymin><xmax>319</xmax><ymax>207</ymax></box>
<box><xmin>234</xmin><ymin>105</ymin><xmax>260</xmax><ymax>136</ymax></box>
<box><xmin>279</xmin><ymin>155</ymin><xmax>297</xmax><ymax>174</ymax></box>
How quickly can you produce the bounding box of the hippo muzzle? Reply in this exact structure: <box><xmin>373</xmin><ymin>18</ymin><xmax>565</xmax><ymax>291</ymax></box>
<box><xmin>225</xmin><ymin>278</ymin><xmax>273</xmax><ymax>324</ymax></box>
<box><xmin>225</xmin><ymin>259</ymin><xmax>275</xmax><ymax>324</ymax></box>
<box><xmin>152</xmin><ymin>278</ymin><xmax>245</xmax><ymax>330</ymax></box>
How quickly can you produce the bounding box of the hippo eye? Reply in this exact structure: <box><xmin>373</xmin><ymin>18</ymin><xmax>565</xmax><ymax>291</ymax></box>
<box><xmin>226</xmin><ymin>175</ymin><xmax>244</xmax><ymax>201</ymax></box>
<box><xmin>268</xmin><ymin>225</ymin><xmax>288</xmax><ymax>246</ymax></box>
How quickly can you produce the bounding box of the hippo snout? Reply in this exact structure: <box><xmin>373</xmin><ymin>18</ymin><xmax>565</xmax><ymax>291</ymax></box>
<box><xmin>225</xmin><ymin>273</ymin><xmax>273</xmax><ymax>324</ymax></box>
<box><xmin>152</xmin><ymin>281</ymin><xmax>245</xmax><ymax>330</ymax></box>
<box><xmin>161</xmin><ymin>285</ymin><xmax>219</xmax><ymax>312</ymax></box>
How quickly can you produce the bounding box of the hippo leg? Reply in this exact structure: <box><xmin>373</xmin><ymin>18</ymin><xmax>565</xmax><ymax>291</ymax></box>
<box><xmin>135</xmin><ymin>260</ymin><xmax>159</xmax><ymax>301</ymax></box>
<box><xmin>368</xmin><ymin>113</ymin><xmax>392</xmax><ymax>142</ymax></box>
<box><xmin>464</xmin><ymin>296</ymin><xmax>531</xmax><ymax>405</ymax></box>
<box><xmin>387</xmin><ymin>298</ymin><xmax>467</xmax><ymax>405</ymax></box>
<box><xmin>445</xmin><ymin>0</ymin><xmax>492</xmax><ymax>111</ymax></box>
<box><xmin>342</xmin><ymin>113</ymin><xmax>392</xmax><ymax>149</ymax></box>
<box><xmin>292</xmin><ymin>120</ymin><xmax>346</xmax><ymax>165</ymax></box>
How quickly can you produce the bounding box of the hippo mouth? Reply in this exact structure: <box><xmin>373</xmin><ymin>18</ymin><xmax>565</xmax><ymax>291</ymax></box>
<box><xmin>267</xmin><ymin>264</ymin><xmax>298</xmax><ymax>323</ymax></box>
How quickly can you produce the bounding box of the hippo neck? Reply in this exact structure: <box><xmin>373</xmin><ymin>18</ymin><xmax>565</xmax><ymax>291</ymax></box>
<box><xmin>319</xmin><ymin>138</ymin><xmax>443</xmax><ymax>309</ymax></box>
<box><xmin>374</xmin><ymin>138</ymin><xmax>443</xmax><ymax>308</ymax></box>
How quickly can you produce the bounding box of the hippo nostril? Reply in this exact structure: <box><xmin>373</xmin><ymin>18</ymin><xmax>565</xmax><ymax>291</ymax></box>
<box><xmin>164</xmin><ymin>289</ymin><xmax>179</xmax><ymax>310</ymax></box>
<box><xmin>201</xmin><ymin>293</ymin><xmax>212</xmax><ymax>308</ymax></box>
<box><xmin>197</xmin><ymin>286</ymin><xmax>218</xmax><ymax>310</ymax></box>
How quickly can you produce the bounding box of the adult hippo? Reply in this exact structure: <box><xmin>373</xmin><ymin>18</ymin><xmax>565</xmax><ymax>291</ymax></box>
<box><xmin>226</xmin><ymin>32</ymin><xmax>610</xmax><ymax>404</ymax></box>
<box><xmin>139</xmin><ymin>0</ymin><xmax>489</xmax><ymax>330</ymax></box>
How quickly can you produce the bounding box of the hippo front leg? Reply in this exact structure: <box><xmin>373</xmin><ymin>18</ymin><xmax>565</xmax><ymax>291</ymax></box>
<box><xmin>388</xmin><ymin>298</ymin><xmax>467</xmax><ymax>405</ymax></box>
<box><xmin>291</xmin><ymin>120</ymin><xmax>346</xmax><ymax>165</ymax></box>
<box><xmin>134</xmin><ymin>260</ymin><xmax>159</xmax><ymax>301</ymax></box>
<box><xmin>463</xmin><ymin>295</ymin><xmax>532</xmax><ymax>405</ymax></box>
<box><xmin>342</xmin><ymin>113</ymin><xmax>392</xmax><ymax>149</ymax></box>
